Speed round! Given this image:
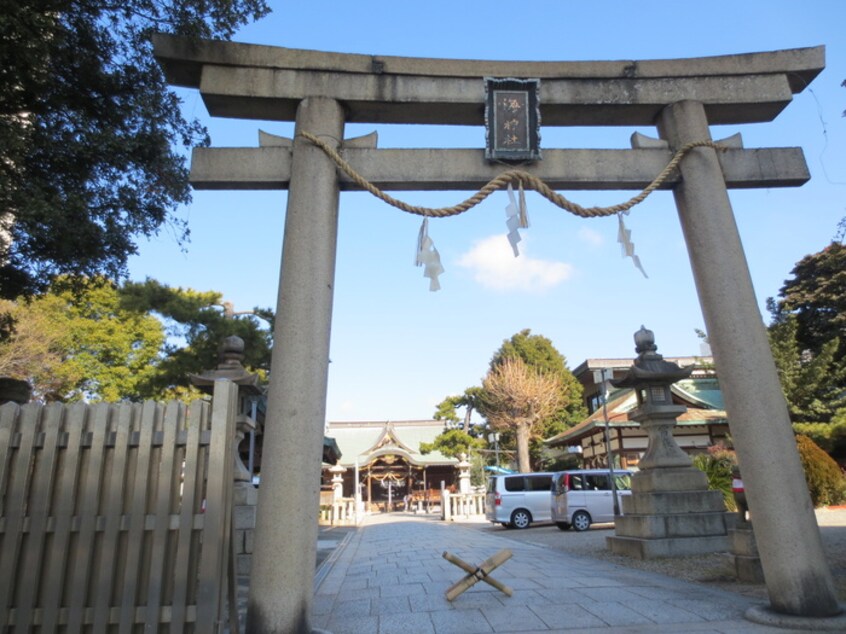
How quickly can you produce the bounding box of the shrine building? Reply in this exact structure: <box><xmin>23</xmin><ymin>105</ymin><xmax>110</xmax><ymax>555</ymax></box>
<box><xmin>325</xmin><ymin>420</ymin><xmax>458</xmax><ymax>511</ymax></box>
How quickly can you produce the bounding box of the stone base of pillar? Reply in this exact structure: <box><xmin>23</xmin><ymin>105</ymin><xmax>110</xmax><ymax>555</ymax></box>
<box><xmin>730</xmin><ymin>522</ymin><xmax>765</xmax><ymax>583</ymax></box>
<box><xmin>607</xmin><ymin>467</ymin><xmax>729</xmax><ymax>559</ymax></box>
<box><xmin>233</xmin><ymin>482</ymin><xmax>258</xmax><ymax>576</ymax></box>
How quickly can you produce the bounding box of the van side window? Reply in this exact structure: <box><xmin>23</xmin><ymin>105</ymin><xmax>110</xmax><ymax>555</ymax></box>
<box><xmin>614</xmin><ymin>474</ymin><xmax>632</xmax><ymax>490</ymax></box>
<box><xmin>553</xmin><ymin>474</ymin><xmax>566</xmax><ymax>493</ymax></box>
<box><xmin>504</xmin><ymin>476</ymin><xmax>526</xmax><ymax>492</ymax></box>
<box><xmin>569</xmin><ymin>474</ymin><xmax>585</xmax><ymax>491</ymax></box>
<box><xmin>585</xmin><ymin>474</ymin><xmax>610</xmax><ymax>491</ymax></box>
<box><xmin>527</xmin><ymin>475</ymin><xmax>552</xmax><ymax>491</ymax></box>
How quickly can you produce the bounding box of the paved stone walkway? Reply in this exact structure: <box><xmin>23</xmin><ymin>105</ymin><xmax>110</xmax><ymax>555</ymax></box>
<box><xmin>309</xmin><ymin>514</ymin><xmax>825</xmax><ymax>633</ymax></box>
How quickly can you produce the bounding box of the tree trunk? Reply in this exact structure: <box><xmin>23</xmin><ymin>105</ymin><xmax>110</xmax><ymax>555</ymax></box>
<box><xmin>516</xmin><ymin>423</ymin><xmax>531</xmax><ymax>473</ymax></box>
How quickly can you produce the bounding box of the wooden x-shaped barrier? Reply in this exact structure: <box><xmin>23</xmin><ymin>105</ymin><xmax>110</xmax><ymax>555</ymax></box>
<box><xmin>442</xmin><ymin>549</ymin><xmax>513</xmax><ymax>601</ymax></box>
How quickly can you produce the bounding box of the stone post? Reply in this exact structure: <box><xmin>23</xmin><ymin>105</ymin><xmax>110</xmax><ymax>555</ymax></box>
<box><xmin>330</xmin><ymin>464</ymin><xmax>346</xmax><ymax>502</ymax></box>
<box><xmin>457</xmin><ymin>453</ymin><xmax>472</xmax><ymax>494</ymax></box>
<box><xmin>247</xmin><ymin>97</ymin><xmax>344</xmax><ymax>634</ymax></box>
<box><xmin>658</xmin><ymin>100</ymin><xmax>839</xmax><ymax>617</ymax></box>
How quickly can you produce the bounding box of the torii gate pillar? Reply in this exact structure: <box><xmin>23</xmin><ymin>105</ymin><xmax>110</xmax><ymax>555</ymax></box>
<box><xmin>658</xmin><ymin>100</ymin><xmax>839</xmax><ymax>617</ymax></box>
<box><xmin>247</xmin><ymin>97</ymin><xmax>344</xmax><ymax>633</ymax></box>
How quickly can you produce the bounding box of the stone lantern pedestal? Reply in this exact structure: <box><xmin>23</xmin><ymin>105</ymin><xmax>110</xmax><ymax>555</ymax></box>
<box><xmin>190</xmin><ymin>335</ymin><xmax>263</xmax><ymax>575</ymax></box>
<box><xmin>607</xmin><ymin>327</ymin><xmax>729</xmax><ymax>559</ymax></box>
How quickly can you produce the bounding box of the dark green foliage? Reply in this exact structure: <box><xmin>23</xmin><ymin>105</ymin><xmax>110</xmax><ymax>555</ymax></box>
<box><xmin>767</xmin><ymin>244</ymin><xmax>846</xmax><ymax>444</ymax></box>
<box><xmin>776</xmin><ymin>243</ymin><xmax>846</xmax><ymax>361</ymax></box>
<box><xmin>119</xmin><ymin>278</ymin><xmax>272</xmax><ymax>398</ymax></box>
<box><xmin>795</xmin><ymin>434</ymin><xmax>846</xmax><ymax>507</ymax></box>
<box><xmin>419</xmin><ymin>428</ymin><xmax>483</xmax><ymax>459</ymax></box>
<box><xmin>768</xmin><ymin>313</ymin><xmax>845</xmax><ymax>423</ymax></box>
<box><xmin>433</xmin><ymin>395</ymin><xmax>462</xmax><ymax>426</ymax></box>
<box><xmin>0</xmin><ymin>0</ymin><xmax>269</xmax><ymax>298</ymax></box>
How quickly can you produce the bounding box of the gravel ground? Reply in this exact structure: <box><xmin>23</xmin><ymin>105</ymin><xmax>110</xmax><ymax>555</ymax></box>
<box><xmin>459</xmin><ymin>507</ymin><xmax>846</xmax><ymax>601</ymax></box>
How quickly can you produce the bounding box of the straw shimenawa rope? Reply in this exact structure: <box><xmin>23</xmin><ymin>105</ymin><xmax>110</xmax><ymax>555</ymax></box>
<box><xmin>298</xmin><ymin>131</ymin><xmax>725</xmax><ymax>219</ymax></box>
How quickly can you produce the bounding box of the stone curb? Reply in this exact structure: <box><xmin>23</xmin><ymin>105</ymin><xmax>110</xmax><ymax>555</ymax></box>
<box><xmin>745</xmin><ymin>604</ymin><xmax>846</xmax><ymax>631</ymax></box>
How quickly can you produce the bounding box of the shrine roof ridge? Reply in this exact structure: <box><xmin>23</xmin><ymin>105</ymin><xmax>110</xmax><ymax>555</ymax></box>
<box><xmin>153</xmin><ymin>34</ymin><xmax>823</xmax><ymax>94</ymax></box>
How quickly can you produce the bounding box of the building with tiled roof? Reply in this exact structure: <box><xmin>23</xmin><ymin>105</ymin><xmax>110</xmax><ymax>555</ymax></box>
<box><xmin>325</xmin><ymin>420</ymin><xmax>459</xmax><ymax>511</ymax></box>
<box><xmin>546</xmin><ymin>358</ymin><xmax>730</xmax><ymax>469</ymax></box>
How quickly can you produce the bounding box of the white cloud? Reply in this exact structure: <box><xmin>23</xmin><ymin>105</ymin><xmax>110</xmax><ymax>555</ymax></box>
<box><xmin>578</xmin><ymin>226</ymin><xmax>604</xmax><ymax>247</ymax></box>
<box><xmin>457</xmin><ymin>235</ymin><xmax>574</xmax><ymax>292</ymax></box>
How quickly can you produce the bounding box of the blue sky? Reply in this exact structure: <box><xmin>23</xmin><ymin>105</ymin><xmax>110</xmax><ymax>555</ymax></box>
<box><xmin>129</xmin><ymin>1</ymin><xmax>846</xmax><ymax>423</ymax></box>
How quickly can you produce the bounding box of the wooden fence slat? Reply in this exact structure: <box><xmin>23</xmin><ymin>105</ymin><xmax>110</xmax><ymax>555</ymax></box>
<box><xmin>39</xmin><ymin>403</ymin><xmax>87</xmax><ymax>632</ymax></box>
<box><xmin>92</xmin><ymin>403</ymin><xmax>134</xmax><ymax>634</ymax></box>
<box><xmin>0</xmin><ymin>405</ymin><xmax>40</xmax><ymax>626</ymax></box>
<box><xmin>0</xmin><ymin>403</ymin><xmax>19</xmax><ymax>507</ymax></box>
<box><xmin>170</xmin><ymin>400</ymin><xmax>205</xmax><ymax>633</ymax></box>
<box><xmin>14</xmin><ymin>403</ymin><xmax>63</xmax><ymax>634</ymax></box>
<box><xmin>119</xmin><ymin>401</ymin><xmax>159</xmax><ymax>634</ymax></box>
<box><xmin>196</xmin><ymin>381</ymin><xmax>236</xmax><ymax>634</ymax></box>
<box><xmin>145</xmin><ymin>401</ymin><xmax>181</xmax><ymax>632</ymax></box>
<box><xmin>67</xmin><ymin>403</ymin><xmax>110</xmax><ymax>632</ymax></box>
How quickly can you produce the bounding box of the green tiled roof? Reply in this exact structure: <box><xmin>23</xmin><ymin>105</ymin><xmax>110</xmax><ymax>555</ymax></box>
<box><xmin>673</xmin><ymin>377</ymin><xmax>725</xmax><ymax>410</ymax></box>
<box><xmin>327</xmin><ymin>420</ymin><xmax>458</xmax><ymax>468</ymax></box>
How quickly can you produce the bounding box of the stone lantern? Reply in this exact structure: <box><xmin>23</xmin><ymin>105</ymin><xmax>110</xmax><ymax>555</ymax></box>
<box><xmin>190</xmin><ymin>335</ymin><xmax>263</xmax><ymax>484</ymax></box>
<box><xmin>611</xmin><ymin>326</ymin><xmax>693</xmax><ymax>470</ymax></box>
<box><xmin>607</xmin><ymin>326</ymin><xmax>729</xmax><ymax>559</ymax></box>
<box><xmin>330</xmin><ymin>464</ymin><xmax>346</xmax><ymax>502</ymax></box>
<box><xmin>457</xmin><ymin>453</ymin><xmax>472</xmax><ymax>494</ymax></box>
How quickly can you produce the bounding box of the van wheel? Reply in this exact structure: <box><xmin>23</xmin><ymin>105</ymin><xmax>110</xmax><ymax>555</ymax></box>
<box><xmin>510</xmin><ymin>509</ymin><xmax>532</xmax><ymax>529</ymax></box>
<box><xmin>571</xmin><ymin>510</ymin><xmax>591</xmax><ymax>532</ymax></box>
<box><xmin>556</xmin><ymin>522</ymin><xmax>571</xmax><ymax>531</ymax></box>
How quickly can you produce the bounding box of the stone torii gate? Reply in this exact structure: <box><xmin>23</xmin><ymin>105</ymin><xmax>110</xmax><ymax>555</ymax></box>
<box><xmin>153</xmin><ymin>37</ymin><xmax>841</xmax><ymax>631</ymax></box>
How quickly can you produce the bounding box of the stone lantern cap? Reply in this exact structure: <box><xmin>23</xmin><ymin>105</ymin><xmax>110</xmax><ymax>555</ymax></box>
<box><xmin>189</xmin><ymin>335</ymin><xmax>262</xmax><ymax>395</ymax></box>
<box><xmin>611</xmin><ymin>326</ymin><xmax>692</xmax><ymax>389</ymax></box>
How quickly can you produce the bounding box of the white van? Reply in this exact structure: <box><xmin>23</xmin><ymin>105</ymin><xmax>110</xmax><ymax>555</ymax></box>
<box><xmin>551</xmin><ymin>469</ymin><xmax>633</xmax><ymax>531</ymax></box>
<box><xmin>485</xmin><ymin>472</ymin><xmax>554</xmax><ymax>529</ymax></box>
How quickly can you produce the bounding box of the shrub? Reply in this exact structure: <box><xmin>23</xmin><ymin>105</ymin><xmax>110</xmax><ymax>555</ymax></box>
<box><xmin>795</xmin><ymin>434</ymin><xmax>846</xmax><ymax>507</ymax></box>
<box><xmin>794</xmin><ymin>419</ymin><xmax>846</xmax><ymax>467</ymax></box>
<box><xmin>692</xmin><ymin>444</ymin><xmax>737</xmax><ymax>511</ymax></box>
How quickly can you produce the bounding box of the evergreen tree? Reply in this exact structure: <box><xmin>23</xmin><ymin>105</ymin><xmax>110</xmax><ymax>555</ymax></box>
<box><xmin>0</xmin><ymin>0</ymin><xmax>270</xmax><ymax>298</ymax></box>
<box><xmin>119</xmin><ymin>278</ymin><xmax>273</xmax><ymax>399</ymax></box>
<box><xmin>768</xmin><ymin>243</ymin><xmax>846</xmax><ymax>426</ymax></box>
<box><xmin>776</xmin><ymin>243</ymin><xmax>846</xmax><ymax>359</ymax></box>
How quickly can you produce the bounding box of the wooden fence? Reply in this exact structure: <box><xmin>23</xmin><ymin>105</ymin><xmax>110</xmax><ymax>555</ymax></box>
<box><xmin>0</xmin><ymin>380</ymin><xmax>238</xmax><ymax>633</ymax></box>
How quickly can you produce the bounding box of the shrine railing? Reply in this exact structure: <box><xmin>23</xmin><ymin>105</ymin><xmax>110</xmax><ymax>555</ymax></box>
<box><xmin>441</xmin><ymin>491</ymin><xmax>486</xmax><ymax>522</ymax></box>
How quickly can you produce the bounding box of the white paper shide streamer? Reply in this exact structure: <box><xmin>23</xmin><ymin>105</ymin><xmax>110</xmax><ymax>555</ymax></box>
<box><xmin>415</xmin><ymin>217</ymin><xmax>444</xmax><ymax>291</ymax></box>
<box><xmin>617</xmin><ymin>211</ymin><xmax>648</xmax><ymax>278</ymax></box>
<box><xmin>505</xmin><ymin>182</ymin><xmax>529</xmax><ymax>257</ymax></box>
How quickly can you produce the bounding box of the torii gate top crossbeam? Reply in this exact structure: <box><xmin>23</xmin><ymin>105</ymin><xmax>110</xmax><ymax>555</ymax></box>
<box><xmin>153</xmin><ymin>35</ymin><xmax>822</xmax><ymax>126</ymax></box>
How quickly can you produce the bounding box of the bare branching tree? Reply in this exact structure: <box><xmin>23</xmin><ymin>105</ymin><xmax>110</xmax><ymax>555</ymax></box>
<box><xmin>482</xmin><ymin>357</ymin><xmax>563</xmax><ymax>472</ymax></box>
